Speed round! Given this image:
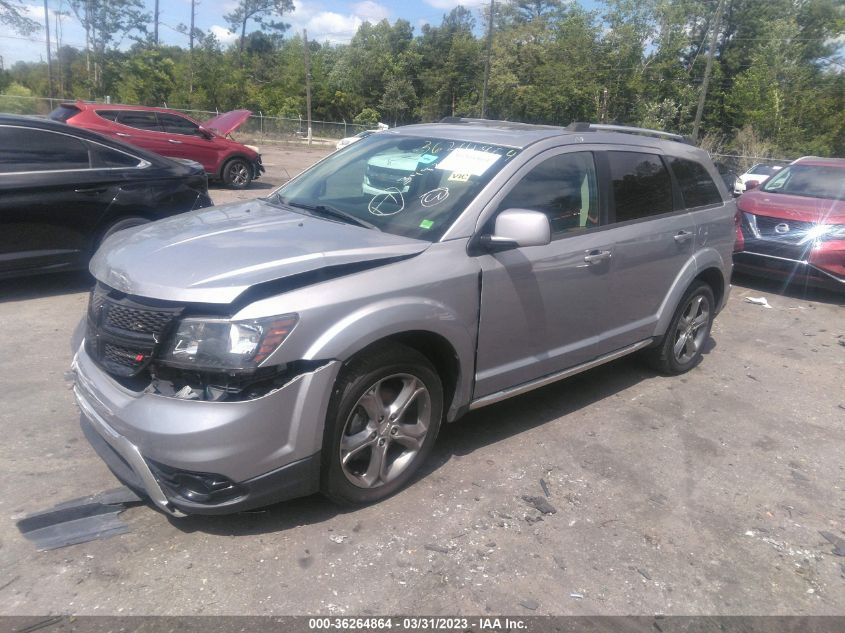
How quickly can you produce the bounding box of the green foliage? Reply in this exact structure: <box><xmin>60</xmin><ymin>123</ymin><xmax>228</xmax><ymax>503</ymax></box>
<box><xmin>0</xmin><ymin>82</ymin><xmax>37</xmax><ymax>114</ymax></box>
<box><xmin>353</xmin><ymin>108</ymin><xmax>381</xmax><ymax>126</ymax></box>
<box><xmin>1</xmin><ymin>0</ymin><xmax>41</xmax><ymax>35</ymax></box>
<box><xmin>4</xmin><ymin>0</ymin><xmax>844</xmax><ymax>157</ymax></box>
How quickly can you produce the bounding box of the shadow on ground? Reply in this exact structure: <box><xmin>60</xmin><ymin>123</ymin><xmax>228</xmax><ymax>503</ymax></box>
<box><xmin>165</xmin><ymin>351</ymin><xmax>676</xmax><ymax>537</ymax></box>
<box><xmin>0</xmin><ymin>271</ymin><xmax>93</xmax><ymax>303</ymax></box>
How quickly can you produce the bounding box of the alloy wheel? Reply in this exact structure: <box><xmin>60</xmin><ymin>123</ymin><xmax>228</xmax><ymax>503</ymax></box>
<box><xmin>672</xmin><ymin>294</ymin><xmax>711</xmax><ymax>364</ymax></box>
<box><xmin>339</xmin><ymin>373</ymin><xmax>432</xmax><ymax>489</ymax></box>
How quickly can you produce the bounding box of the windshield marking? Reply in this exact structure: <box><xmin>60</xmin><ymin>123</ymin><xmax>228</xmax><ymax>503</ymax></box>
<box><xmin>420</xmin><ymin>187</ymin><xmax>450</xmax><ymax>207</ymax></box>
<box><xmin>368</xmin><ymin>189</ymin><xmax>406</xmax><ymax>216</ymax></box>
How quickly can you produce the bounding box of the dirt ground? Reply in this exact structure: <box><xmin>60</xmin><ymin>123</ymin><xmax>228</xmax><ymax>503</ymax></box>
<box><xmin>0</xmin><ymin>144</ymin><xmax>844</xmax><ymax>616</ymax></box>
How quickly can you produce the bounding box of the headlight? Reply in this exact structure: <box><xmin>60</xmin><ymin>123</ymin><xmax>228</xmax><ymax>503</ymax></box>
<box><xmin>159</xmin><ymin>314</ymin><xmax>298</xmax><ymax>371</ymax></box>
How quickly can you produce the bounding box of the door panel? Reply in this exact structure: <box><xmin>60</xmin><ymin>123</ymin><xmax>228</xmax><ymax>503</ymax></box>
<box><xmin>156</xmin><ymin>113</ymin><xmax>220</xmax><ymax>172</ymax></box>
<box><xmin>475</xmin><ymin>149</ymin><xmax>616</xmax><ymax>397</ymax></box>
<box><xmin>475</xmin><ymin>231</ymin><xmax>615</xmax><ymax>397</ymax></box>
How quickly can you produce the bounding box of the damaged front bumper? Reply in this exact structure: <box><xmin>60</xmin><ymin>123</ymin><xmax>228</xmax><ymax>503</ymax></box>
<box><xmin>71</xmin><ymin>343</ymin><xmax>340</xmax><ymax>515</ymax></box>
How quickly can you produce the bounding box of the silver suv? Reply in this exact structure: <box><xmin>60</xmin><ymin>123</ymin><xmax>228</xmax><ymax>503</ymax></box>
<box><xmin>72</xmin><ymin>120</ymin><xmax>735</xmax><ymax>516</ymax></box>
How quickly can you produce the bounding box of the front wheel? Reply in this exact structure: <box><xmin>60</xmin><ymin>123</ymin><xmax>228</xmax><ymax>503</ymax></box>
<box><xmin>643</xmin><ymin>281</ymin><xmax>715</xmax><ymax>375</ymax></box>
<box><xmin>320</xmin><ymin>344</ymin><xmax>443</xmax><ymax>506</ymax></box>
<box><xmin>222</xmin><ymin>158</ymin><xmax>253</xmax><ymax>189</ymax></box>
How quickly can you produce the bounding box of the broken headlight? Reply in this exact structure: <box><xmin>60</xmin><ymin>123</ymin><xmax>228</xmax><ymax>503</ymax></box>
<box><xmin>158</xmin><ymin>314</ymin><xmax>298</xmax><ymax>371</ymax></box>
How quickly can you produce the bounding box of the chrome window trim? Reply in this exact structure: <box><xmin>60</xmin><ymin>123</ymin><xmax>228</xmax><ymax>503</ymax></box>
<box><xmin>0</xmin><ymin>124</ymin><xmax>151</xmax><ymax>176</ymax></box>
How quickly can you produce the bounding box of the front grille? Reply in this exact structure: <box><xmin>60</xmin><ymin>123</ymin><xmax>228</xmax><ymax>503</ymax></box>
<box><xmin>104</xmin><ymin>303</ymin><xmax>173</xmax><ymax>335</ymax></box>
<box><xmin>86</xmin><ymin>284</ymin><xmax>183</xmax><ymax>377</ymax></box>
<box><xmin>750</xmin><ymin>214</ymin><xmax>818</xmax><ymax>245</ymax></box>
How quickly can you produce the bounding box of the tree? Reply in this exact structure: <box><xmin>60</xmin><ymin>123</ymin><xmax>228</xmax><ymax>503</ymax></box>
<box><xmin>68</xmin><ymin>0</ymin><xmax>150</xmax><ymax>96</ymax></box>
<box><xmin>224</xmin><ymin>0</ymin><xmax>293</xmax><ymax>53</ymax></box>
<box><xmin>0</xmin><ymin>0</ymin><xmax>41</xmax><ymax>35</ymax></box>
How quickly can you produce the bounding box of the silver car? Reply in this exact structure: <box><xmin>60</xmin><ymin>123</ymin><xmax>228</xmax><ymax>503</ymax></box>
<box><xmin>72</xmin><ymin>120</ymin><xmax>735</xmax><ymax>516</ymax></box>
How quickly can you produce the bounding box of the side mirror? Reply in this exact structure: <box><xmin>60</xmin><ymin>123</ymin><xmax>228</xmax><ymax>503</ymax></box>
<box><xmin>198</xmin><ymin>126</ymin><xmax>214</xmax><ymax>139</ymax></box>
<box><xmin>745</xmin><ymin>180</ymin><xmax>760</xmax><ymax>190</ymax></box>
<box><xmin>482</xmin><ymin>208</ymin><xmax>551</xmax><ymax>250</ymax></box>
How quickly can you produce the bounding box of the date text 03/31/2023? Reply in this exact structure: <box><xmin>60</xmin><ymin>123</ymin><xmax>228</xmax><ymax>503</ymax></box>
<box><xmin>308</xmin><ymin>617</ymin><xmax>528</xmax><ymax>630</ymax></box>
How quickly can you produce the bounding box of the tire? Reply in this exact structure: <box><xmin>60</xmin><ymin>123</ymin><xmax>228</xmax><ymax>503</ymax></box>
<box><xmin>222</xmin><ymin>157</ymin><xmax>253</xmax><ymax>189</ymax></box>
<box><xmin>320</xmin><ymin>344</ymin><xmax>444</xmax><ymax>506</ymax></box>
<box><xmin>643</xmin><ymin>281</ymin><xmax>715</xmax><ymax>375</ymax></box>
<box><xmin>98</xmin><ymin>216</ymin><xmax>150</xmax><ymax>249</ymax></box>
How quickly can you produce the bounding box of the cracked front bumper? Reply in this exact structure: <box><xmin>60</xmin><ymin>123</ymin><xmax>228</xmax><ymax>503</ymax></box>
<box><xmin>72</xmin><ymin>344</ymin><xmax>340</xmax><ymax>515</ymax></box>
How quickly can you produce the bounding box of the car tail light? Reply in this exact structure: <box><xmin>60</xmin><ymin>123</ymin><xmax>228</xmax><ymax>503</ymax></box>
<box><xmin>733</xmin><ymin>208</ymin><xmax>745</xmax><ymax>252</ymax></box>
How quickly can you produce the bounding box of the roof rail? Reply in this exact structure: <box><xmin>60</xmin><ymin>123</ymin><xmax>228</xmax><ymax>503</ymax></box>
<box><xmin>566</xmin><ymin>122</ymin><xmax>691</xmax><ymax>144</ymax></box>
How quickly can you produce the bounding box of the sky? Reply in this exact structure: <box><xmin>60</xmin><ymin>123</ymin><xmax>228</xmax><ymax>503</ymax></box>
<box><xmin>0</xmin><ymin>0</ymin><xmax>498</xmax><ymax>67</ymax></box>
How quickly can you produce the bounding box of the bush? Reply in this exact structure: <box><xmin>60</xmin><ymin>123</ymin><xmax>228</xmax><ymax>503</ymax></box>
<box><xmin>0</xmin><ymin>83</ymin><xmax>38</xmax><ymax>114</ymax></box>
<box><xmin>353</xmin><ymin>107</ymin><xmax>380</xmax><ymax>127</ymax></box>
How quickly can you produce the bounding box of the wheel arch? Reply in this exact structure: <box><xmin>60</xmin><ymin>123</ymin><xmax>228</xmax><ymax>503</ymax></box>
<box><xmin>217</xmin><ymin>153</ymin><xmax>254</xmax><ymax>180</ymax></box>
<box><xmin>653</xmin><ymin>251</ymin><xmax>728</xmax><ymax>338</ymax></box>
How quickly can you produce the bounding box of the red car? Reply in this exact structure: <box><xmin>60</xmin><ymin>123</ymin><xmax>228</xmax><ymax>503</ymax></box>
<box><xmin>734</xmin><ymin>156</ymin><xmax>845</xmax><ymax>290</ymax></box>
<box><xmin>49</xmin><ymin>102</ymin><xmax>264</xmax><ymax>189</ymax></box>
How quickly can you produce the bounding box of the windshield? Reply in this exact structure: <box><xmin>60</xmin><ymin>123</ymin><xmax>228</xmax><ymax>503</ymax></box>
<box><xmin>761</xmin><ymin>164</ymin><xmax>845</xmax><ymax>200</ymax></box>
<box><xmin>272</xmin><ymin>134</ymin><xmax>519</xmax><ymax>241</ymax></box>
<box><xmin>748</xmin><ymin>164</ymin><xmax>778</xmax><ymax>176</ymax></box>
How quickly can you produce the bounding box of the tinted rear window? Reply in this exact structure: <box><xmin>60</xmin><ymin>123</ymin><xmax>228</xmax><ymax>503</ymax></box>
<box><xmin>669</xmin><ymin>157</ymin><xmax>722</xmax><ymax>208</ymax></box>
<box><xmin>91</xmin><ymin>144</ymin><xmax>143</xmax><ymax>168</ymax></box>
<box><xmin>608</xmin><ymin>152</ymin><xmax>674</xmax><ymax>222</ymax></box>
<box><xmin>0</xmin><ymin>126</ymin><xmax>91</xmax><ymax>172</ymax></box>
<box><xmin>47</xmin><ymin>105</ymin><xmax>81</xmax><ymax>122</ymax></box>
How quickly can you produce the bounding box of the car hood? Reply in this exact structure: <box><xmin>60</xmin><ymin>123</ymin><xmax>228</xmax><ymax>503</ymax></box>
<box><xmin>90</xmin><ymin>199</ymin><xmax>430</xmax><ymax>304</ymax></box>
<box><xmin>202</xmin><ymin>109</ymin><xmax>251</xmax><ymax>136</ymax></box>
<box><xmin>738</xmin><ymin>190</ymin><xmax>845</xmax><ymax>224</ymax></box>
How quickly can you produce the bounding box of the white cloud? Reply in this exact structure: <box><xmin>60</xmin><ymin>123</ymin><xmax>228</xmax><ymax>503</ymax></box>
<box><xmin>287</xmin><ymin>0</ymin><xmax>391</xmax><ymax>44</ymax></box>
<box><xmin>209</xmin><ymin>24</ymin><xmax>239</xmax><ymax>44</ymax></box>
<box><xmin>351</xmin><ymin>0</ymin><xmax>389</xmax><ymax>22</ymax></box>
<box><xmin>423</xmin><ymin>0</ymin><xmax>486</xmax><ymax>9</ymax></box>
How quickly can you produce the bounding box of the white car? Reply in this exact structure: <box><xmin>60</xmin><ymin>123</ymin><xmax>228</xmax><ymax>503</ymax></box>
<box><xmin>734</xmin><ymin>163</ymin><xmax>783</xmax><ymax>195</ymax></box>
<box><xmin>336</xmin><ymin>129</ymin><xmax>380</xmax><ymax>150</ymax></box>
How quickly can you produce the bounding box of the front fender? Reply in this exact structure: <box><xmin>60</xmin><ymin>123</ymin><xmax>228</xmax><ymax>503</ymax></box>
<box><xmin>302</xmin><ymin>297</ymin><xmax>476</xmax><ymax>421</ymax></box>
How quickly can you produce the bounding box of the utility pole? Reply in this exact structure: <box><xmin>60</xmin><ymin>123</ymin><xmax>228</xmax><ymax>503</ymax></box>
<box><xmin>153</xmin><ymin>0</ymin><xmax>160</xmax><ymax>45</ymax></box>
<box><xmin>43</xmin><ymin>0</ymin><xmax>53</xmax><ymax>98</ymax></box>
<box><xmin>189</xmin><ymin>0</ymin><xmax>197</xmax><ymax>96</ymax></box>
<box><xmin>480</xmin><ymin>0</ymin><xmax>494</xmax><ymax>118</ymax></box>
<box><xmin>303</xmin><ymin>29</ymin><xmax>313</xmax><ymax>146</ymax></box>
<box><xmin>692</xmin><ymin>0</ymin><xmax>726</xmax><ymax>141</ymax></box>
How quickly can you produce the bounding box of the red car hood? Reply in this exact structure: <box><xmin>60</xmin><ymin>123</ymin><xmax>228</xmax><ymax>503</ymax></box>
<box><xmin>202</xmin><ymin>109</ymin><xmax>251</xmax><ymax>135</ymax></box>
<box><xmin>738</xmin><ymin>190</ymin><xmax>845</xmax><ymax>224</ymax></box>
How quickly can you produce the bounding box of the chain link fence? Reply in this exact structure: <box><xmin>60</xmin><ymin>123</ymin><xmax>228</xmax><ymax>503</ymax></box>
<box><xmin>0</xmin><ymin>95</ymin><xmax>370</xmax><ymax>144</ymax></box>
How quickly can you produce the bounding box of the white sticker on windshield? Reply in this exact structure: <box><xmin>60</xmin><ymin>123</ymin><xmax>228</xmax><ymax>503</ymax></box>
<box><xmin>435</xmin><ymin>148</ymin><xmax>501</xmax><ymax>176</ymax></box>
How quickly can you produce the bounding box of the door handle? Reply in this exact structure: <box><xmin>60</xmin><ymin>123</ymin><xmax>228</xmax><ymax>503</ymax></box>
<box><xmin>583</xmin><ymin>249</ymin><xmax>612</xmax><ymax>264</ymax></box>
<box><xmin>74</xmin><ymin>187</ymin><xmax>108</xmax><ymax>195</ymax></box>
<box><xmin>115</xmin><ymin>132</ymin><xmax>131</xmax><ymax>137</ymax></box>
<box><xmin>168</xmin><ymin>139</ymin><xmax>183</xmax><ymax>144</ymax></box>
<box><xmin>673</xmin><ymin>230</ymin><xmax>693</xmax><ymax>243</ymax></box>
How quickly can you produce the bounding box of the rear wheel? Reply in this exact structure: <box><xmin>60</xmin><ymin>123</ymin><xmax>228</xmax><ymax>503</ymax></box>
<box><xmin>643</xmin><ymin>281</ymin><xmax>715</xmax><ymax>375</ymax></box>
<box><xmin>320</xmin><ymin>344</ymin><xmax>443</xmax><ymax>506</ymax></box>
<box><xmin>222</xmin><ymin>157</ymin><xmax>253</xmax><ymax>189</ymax></box>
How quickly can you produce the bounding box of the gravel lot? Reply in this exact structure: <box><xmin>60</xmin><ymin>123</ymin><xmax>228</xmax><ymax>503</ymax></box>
<box><xmin>1</xmin><ymin>143</ymin><xmax>844</xmax><ymax>616</ymax></box>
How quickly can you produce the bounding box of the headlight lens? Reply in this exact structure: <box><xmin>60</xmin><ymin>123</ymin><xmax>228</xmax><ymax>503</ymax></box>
<box><xmin>159</xmin><ymin>314</ymin><xmax>298</xmax><ymax>370</ymax></box>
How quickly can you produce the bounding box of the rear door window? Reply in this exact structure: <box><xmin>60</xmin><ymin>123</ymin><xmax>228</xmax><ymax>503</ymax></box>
<box><xmin>669</xmin><ymin>157</ymin><xmax>722</xmax><ymax>208</ymax></box>
<box><xmin>157</xmin><ymin>113</ymin><xmax>200</xmax><ymax>136</ymax></box>
<box><xmin>607</xmin><ymin>151</ymin><xmax>674</xmax><ymax>223</ymax></box>
<box><xmin>0</xmin><ymin>126</ymin><xmax>91</xmax><ymax>173</ymax></box>
<box><xmin>117</xmin><ymin>111</ymin><xmax>162</xmax><ymax>132</ymax></box>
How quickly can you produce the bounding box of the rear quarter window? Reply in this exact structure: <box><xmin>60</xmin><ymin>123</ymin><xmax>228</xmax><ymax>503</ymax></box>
<box><xmin>96</xmin><ymin>110</ymin><xmax>120</xmax><ymax>122</ymax></box>
<box><xmin>607</xmin><ymin>151</ymin><xmax>674</xmax><ymax>222</ymax></box>
<box><xmin>669</xmin><ymin>157</ymin><xmax>722</xmax><ymax>208</ymax></box>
